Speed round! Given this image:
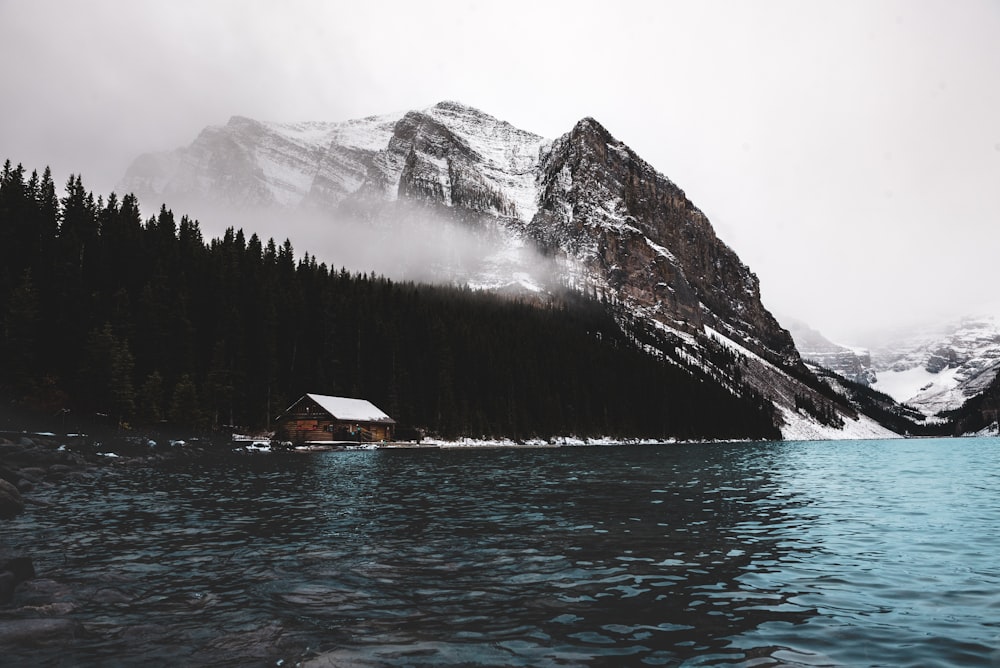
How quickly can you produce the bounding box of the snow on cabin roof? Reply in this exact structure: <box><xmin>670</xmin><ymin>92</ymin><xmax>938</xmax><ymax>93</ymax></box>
<box><xmin>305</xmin><ymin>394</ymin><xmax>395</xmax><ymax>423</ymax></box>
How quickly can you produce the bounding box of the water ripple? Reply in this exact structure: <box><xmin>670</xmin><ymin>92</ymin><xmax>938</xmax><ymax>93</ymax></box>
<box><xmin>3</xmin><ymin>439</ymin><xmax>1000</xmax><ymax>666</ymax></box>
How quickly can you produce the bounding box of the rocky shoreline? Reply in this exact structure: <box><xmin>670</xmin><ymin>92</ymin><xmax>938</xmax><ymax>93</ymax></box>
<box><xmin>0</xmin><ymin>431</ymin><xmax>211</xmax><ymax>654</ymax></box>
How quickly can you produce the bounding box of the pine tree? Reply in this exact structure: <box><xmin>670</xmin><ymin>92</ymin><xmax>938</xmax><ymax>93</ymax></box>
<box><xmin>3</xmin><ymin>269</ymin><xmax>39</xmax><ymax>396</ymax></box>
<box><xmin>169</xmin><ymin>374</ymin><xmax>202</xmax><ymax>430</ymax></box>
<box><xmin>136</xmin><ymin>370</ymin><xmax>166</xmax><ymax>426</ymax></box>
<box><xmin>80</xmin><ymin>323</ymin><xmax>135</xmax><ymax>427</ymax></box>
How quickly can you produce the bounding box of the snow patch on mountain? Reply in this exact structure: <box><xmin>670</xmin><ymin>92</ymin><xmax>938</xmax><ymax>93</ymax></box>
<box><xmin>872</xmin><ymin>366</ymin><xmax>958</xmax><ymax>407</ymax></box>
<box><xmin>704</xmin><ymin>325</ymin><xmax>767</xmax><ymax>366</ymax></box>
<box><xmin>776</xmin><ymin>405</ymin><xmax>901</xmax><ymax>441</ymax></box>
<box><xmin>328</xmin><ymin>113</ymin><xmax>406</xmax><ymax>152</ymax></box>
<box><xmin>869</xmin><ymin>315</ymin><xmax>1000</xmax><ymax>415</ymax></box>
<box><xmin>425</xmin><ymin>101</ymin><xmax>549</xmax><ymax>223</ymax></box>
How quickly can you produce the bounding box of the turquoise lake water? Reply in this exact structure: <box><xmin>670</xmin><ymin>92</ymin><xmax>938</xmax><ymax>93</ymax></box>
<box><xmin>3</xmin><ymin>438</ymin><xmax>999</xmax><ymax>666</ymax></box>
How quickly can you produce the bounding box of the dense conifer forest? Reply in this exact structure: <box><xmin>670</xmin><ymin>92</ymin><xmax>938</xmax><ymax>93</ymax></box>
<box><xmin>0</xmin><ymin>160</ymin><xmax>779</xmax><ymax>441</ymax></box>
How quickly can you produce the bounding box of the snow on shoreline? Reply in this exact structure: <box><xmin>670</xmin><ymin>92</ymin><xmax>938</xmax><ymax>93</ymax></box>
<box><xmin>245</xmin><ymin>433</ymin><xmax>914</xmax><ymax>453</ymax></box>
<box><xmin>418</xmin><ymin>436</ymin><xmax>677</xmax><ymax>448</ymax></box>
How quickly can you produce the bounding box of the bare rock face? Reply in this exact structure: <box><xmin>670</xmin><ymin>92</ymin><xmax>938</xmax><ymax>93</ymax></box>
<box><xmin>390</xmin><ymin>110</ymin><xmax>520</xmax><ymax>219</ymax></box>
<box><xmin>532</xmin><ymin>118</ymin><xmax>799</xmax><ymax>365</ymax></box>
<box><xmin>787</xmin><ymin>320</ymin><xmax>876</xmax><ymax>385</ymax></box>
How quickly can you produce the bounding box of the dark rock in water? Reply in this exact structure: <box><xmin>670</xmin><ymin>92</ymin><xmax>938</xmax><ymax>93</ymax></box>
<box><xmin>0</xmin><ymin>571</ymin><xmax>14</xmax><ymax>604</ymax></box>
<box><xmin>45</xmin><ymin>464</ymin><xmax>75</xmax><ymax>479</ymax></box>
<box><xmin>0</xmin><ymin>477</ymin><xmax>25</xmax><ymax>518</ymax></box>
<box><xmin>1</xmin><ymin>557</ymin><xmax>36</xmax><ymax>582</ymax></box>
<box><xmin>12</xmin><ymin>579</ymin><xmax>73</xmax><ymax>608</ymax></box>
<box><xmin>16</xmin><ymin>467</ymin><xmax>47</xmax><ymax>483</ymax></box>
<box><xmin>87</xmin><ymin>586</ymin><xmax>132</xmax><ymax>605</ymax></box>
<box><xmin>0</xmin><ymin>617</ymin><xmax>83</xmax><ymax>648</ymax></box>
<box><xmin>0</xmin><ymin>462</ymin><xmax>22</xmax><ymax>486</ymax></box>
<box><xmin>62</xmin><ymin>470</ymin><xmax>91</xmax><ymax>483</ymax></box>
<box><xmin>13</xmin><ymin>467</ymin><xmax>48</xmax><ymax>493</ymax></box>
<box><xmin>0</xmin><ymin>557</ymin><xmax>35</xmax><ymax>605</ymax></box>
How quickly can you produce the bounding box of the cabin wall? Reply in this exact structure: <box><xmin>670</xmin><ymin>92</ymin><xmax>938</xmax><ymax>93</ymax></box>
<box><xmin>279</xmin><ymin>418</ymin><xmax>333</xmax><ymax>443</ymax></box>
<box><xmin>278</xmin><ymin>417</ymin><xmax>394</xmax><ymax>444</ymax></box>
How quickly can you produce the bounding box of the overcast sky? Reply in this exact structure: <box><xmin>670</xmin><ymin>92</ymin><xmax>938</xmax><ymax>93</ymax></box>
<box><xmin>2</xmin><ymin>0</ymin><xmax>998</xmax><ymax>344</ymax></box>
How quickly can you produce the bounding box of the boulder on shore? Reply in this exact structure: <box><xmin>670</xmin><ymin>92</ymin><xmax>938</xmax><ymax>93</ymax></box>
<box><xmin>0</xmin><ymin>557</ymin><xmax>35</xmax><ymax>605</ymax></box>
<box><xmin>0</xmin><ymin>477</ymin><xmax>24</xmax><ymax>519</ymax></box>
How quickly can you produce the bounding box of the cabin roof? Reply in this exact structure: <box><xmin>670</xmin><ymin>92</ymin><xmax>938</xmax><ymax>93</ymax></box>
<box><xmin>297</xmin><ymin>393</ymin><xmax>396</xmax><ymax>424</ymax></box>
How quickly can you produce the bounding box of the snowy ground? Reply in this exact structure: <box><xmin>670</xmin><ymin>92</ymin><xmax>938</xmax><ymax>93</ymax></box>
<box><xmin>777</xmin><ymin>406</ymin><xmax>901</xmax><ymax>442</ymax></box>
<box><xmin>872</xmin><ymin>366</ymin><xmax>962</xmax><ymax>407</ymax></box>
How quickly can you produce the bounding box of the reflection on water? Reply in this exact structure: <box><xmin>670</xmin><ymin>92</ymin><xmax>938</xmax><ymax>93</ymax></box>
<box><xmin>3</xmin><ymin>439</ymin><xmax>1000</xmax><ymax>666</ymax></box>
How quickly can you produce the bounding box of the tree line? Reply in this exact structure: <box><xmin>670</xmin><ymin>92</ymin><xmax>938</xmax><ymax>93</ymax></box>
<box><xmin>0</xmin><ymin>159</ymin><xmax>779</xmax><ymax>441</ymax></box>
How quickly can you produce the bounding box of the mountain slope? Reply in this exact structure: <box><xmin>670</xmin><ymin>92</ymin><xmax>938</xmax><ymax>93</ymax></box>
<box><xmin>119</xmin><ymin>101</ymin><xmax>897</xmax><ymax>440</ymax></box>
<box><xmin>868</xmin><ymin>316</ymin><xmax>1000</xmax><ymax>415</ymax></box>
<box><xmin>787</xmin><ymin>319</ymin><xmax>876</xmax><ymax>385</ymax></box>
<box><xmin>531</xmin><ymin>117</ymin><xmax>797</xmax><ymax>363</ymax></box>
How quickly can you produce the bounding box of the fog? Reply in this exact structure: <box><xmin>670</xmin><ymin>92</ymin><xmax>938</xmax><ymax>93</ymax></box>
<box><xmin>175</xmin><ymin>197</ymin><xmax>562</xmax><ymax>295</ymax></box>
<box><xmin>3</xmin><ymin>0</ymin><xmax>999</xmax><ymax>345</ymax></box>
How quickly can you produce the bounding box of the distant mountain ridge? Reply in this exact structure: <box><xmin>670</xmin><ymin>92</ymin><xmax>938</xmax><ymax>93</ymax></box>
<box><xmin>119</xmin><ymin>101</ymin><xmax>908</xmax><ymax>439</ymax></box>
<box><xmin>787</xmin><ymin>320</ymin><xmax>876</xmax><ymax>386</ymax></box>
<box><xmin>868</xmin><ymin>316</ymin><xmax>1000</xmax><ymax>415</ymax></box>
<box><xmin>790</xmin><ymin>315</ymin><xmax>1000</xmax><ymax>435</ymax></box>
<box><xmin>121</xmin><ymin>102</ymin><xmax>546</xmax><ymax>215</ymax></box>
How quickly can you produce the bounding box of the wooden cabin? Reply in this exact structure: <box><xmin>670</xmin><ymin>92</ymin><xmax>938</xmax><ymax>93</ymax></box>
<box><xmin>275</xmin><ymin>394</ymin><xmax>396</xmax><ymax>444</ymax></box>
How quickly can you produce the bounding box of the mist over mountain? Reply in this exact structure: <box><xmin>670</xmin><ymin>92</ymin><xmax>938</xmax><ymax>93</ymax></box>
<box><xmin>117</xmin><ymin>101</ymin><xmax>958</xmax><ymax>439</ymax></box>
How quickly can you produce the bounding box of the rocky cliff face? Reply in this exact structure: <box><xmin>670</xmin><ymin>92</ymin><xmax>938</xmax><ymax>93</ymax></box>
<box><xmin>120</xmin><ymin>101</ymin><xmax>897</xmax><ymax>439</ymax></box>
<box><xmin>787</xmin><ymin>320</ymin><xmax>876</xmax><ymax>385</ymax></box>
<box><xmin>531</xmin><ymin>117</ymin><xmax>798</xmax><ymax>365</ymax></box>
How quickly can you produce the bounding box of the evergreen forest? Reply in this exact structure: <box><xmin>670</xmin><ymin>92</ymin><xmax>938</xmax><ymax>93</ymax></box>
<box><xmin>0</xmin><ymin>160</ymin><xmax>780</xmax><ymax>441</ymax></box>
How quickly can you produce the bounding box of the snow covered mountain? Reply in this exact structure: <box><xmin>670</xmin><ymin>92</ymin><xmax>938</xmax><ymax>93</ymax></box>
<box><xmin>119</xmin><ymin>101</ymin><xmax>900</xmax><ymax>440</ymax></box>
<box><xmin>868</xmin><ymin>316</ymin><xmax>1000</xmax><ymax>415</ymax></box>
<box><xmin>787</xmin><ymin>314</ymin><xmax>1000</xmax><ymax>426</ymax></box>
<box><xmin>786</xmin><ymin>319</ymin><xmax>876</xmax><ymax>386</ymax></box>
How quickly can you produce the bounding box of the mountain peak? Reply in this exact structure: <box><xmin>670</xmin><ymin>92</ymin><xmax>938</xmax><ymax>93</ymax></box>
<box><xmin>574</xmin><ymin>115</ymin><xmax>607</xmax><ymax>131</ymax></box>
<box><xmin>225</xmin><ymin>115</ymin><xmax>261</xmax><ymax>128</ymax></box>
<box><xmin>427</xmin><ymin>100</ymin><xmax>501</xmax><ymax>125</ymax></box>
<box><xmin>423</xmin><ymin>101</ymin><xmax>539</xmax><ymax>141</ymax></box>
<box><xmin>569</xmin><ymin>116</ymin><xmax>616</xmax><ymax>144</ymax></box>
<box><xmin>116</xmin><ymin>101</ymin><xmax>903</xmax><ymax>440</ymax></box>
<box><xmin>431</xmin><ymin>100</ymin><xmax>481</xmax><ymax>113</ymax></box>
